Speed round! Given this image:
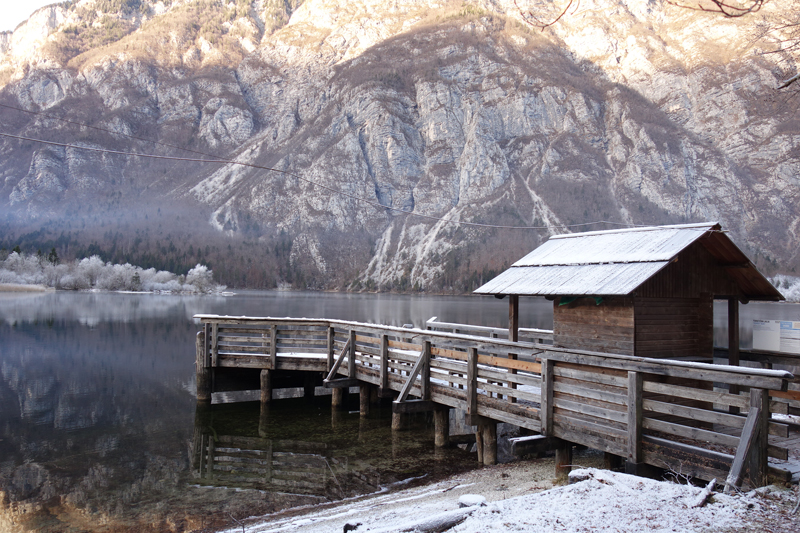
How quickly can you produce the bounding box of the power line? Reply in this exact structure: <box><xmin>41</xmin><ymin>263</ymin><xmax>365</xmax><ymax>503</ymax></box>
<box><xmin>0</xmin><ymin>122</ymin><xmax>640</xmax><ymax>231</ymax></box>
<box><xmin>0</xmin><ymin>102</ymin><xmax>222</xmax><ymax>160</ymax></box>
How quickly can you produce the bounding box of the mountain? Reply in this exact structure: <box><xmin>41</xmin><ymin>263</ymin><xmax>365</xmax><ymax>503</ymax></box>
<box><xmin>1</xmin><ymin>0</ymin><xmax>798</xmax><ymax>291</ymax></box>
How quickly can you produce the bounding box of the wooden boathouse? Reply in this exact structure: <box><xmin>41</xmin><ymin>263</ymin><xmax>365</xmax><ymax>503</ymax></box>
<box><xmin>195</xmin><ymin>223</ymin><xmax>798</xmax><ymax>491</ymax></box>
<box><xmin>474</xmin><ymin>222</ymin><xmax>784</xmax><ymax>360</ymax></box>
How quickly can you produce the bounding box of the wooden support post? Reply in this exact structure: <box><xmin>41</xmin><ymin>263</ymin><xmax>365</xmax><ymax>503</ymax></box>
<box><xmin>749</xmin><ymin>387</ymin><xmax>769</xmax><ymax>488</ymax></box>
<box><xmin>474</xmin><ymin>424</ymin><xmax>484</xmax><ymax>464</ymax></box>
<box><xmin>332</xmin><ymin>387</ymin><xmax>345</xmax><ymax>409</ymax></box>
<box><xmin>264</xmin><ymin>440</ymin><xmax>273</xmax><ymax>483</ymax></box>
<box><xmin>626</xmin><ymin>371</ymin><xmax>643</xmax><ymax>468</ymax></box>
<box><xmin>541</xmin><ymin>359</ymin><xmax>554</xmax><ymax>436</ymax></box>
<box><xmin>192</xmin><ymin>402</ymin><xmax>212</xmax><ymax>471</ymax></box>
<box><xmin>728</xmin><ymin>298</ymin><xmax>740</xmax><ymax>413</ymax></box>
<box><xmin>509</xmin><ymin>294</ymin><xmax>519</xmax><ymax>342</ymax></box>
<box><xmin>196</xmin><ymin>330</ymin><xmax>212</xmax><ymax>402</ymax></box>
<box><xmin>481</xmin><ymin>421</ymin><xmax>498</xmax><ymax>466</ymax></box>
<box><xmin>327</xmin><ymin>326</ymin><xmax>335</xmax><ymax>371</ymax></box>
<box><xmin>269</xmin><ymin>325</ymin><xmax>277</xmax><ymax>370</ymax></box>
<box><xmin>434</xmin><ymin>408</ymin><xmax>449</xmax><ymax>448</ymax></box>
<box><xmin>348</xmin><ymin>329</ymin><xmax>357</xmax><ymax>379</ymax></box>
<box><xmin>555</xmin><ymin>441</ymin><xmax>573</xmax><ymax>483</ymax></box>
<box><xmin>258</xmin><ymin>402</ymin><xmax>270</xmax><ymax>437</ymax></box>
<box><xmin>604</xmin><ymin>453</ymin><xmax>624</xmax><ymax>471</ymax></box>
<box><xmin>728</xmin><ymin>298</ymin><xmax>740</xmax><ymax>367</ymax></box>
<box><xmin>370</xmin><ymin>384</ymin><xmax>379</xmax><ymax>405</ymax></box>
<box><xmin>360</xmin><ymin>385</ymin><xmax>371</xmax><ymax>417</ymax></box>
<box><xmin>379</xmin><ymin>334</ymin><xmax>389</xmax><ymax>394</ymax></box>
<box><xmin>391</xmin><ymin>411</ymin><xmax>405</xmax><ymax>431</ymax></box>
<box><xmin>260</xmin><ymin>369</ymin><xmax>272</xmax><ymax>403</ymax></box>
<box><xmin>304</xmin><ymin>372</ymin><xmax>316</xmax><ymax>398</ymax></box>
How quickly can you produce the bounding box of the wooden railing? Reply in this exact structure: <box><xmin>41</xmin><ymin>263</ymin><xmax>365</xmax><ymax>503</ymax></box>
<box><xmin>195</xmin><ymin>315</ymin><xmax>795</xmax><ymax>488</ymax></box>
<box><xmin>425</xmin><ymin>316</ymin><xmax>554</xmax><ymax>344</ymax></box>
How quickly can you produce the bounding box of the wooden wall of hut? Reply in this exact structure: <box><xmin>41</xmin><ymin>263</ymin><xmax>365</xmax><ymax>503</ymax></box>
<box><xmin>632</xmin><ymin>296</ymin><xmax>713</xmax><ymax>359</ymax></box>
<box><xmin>553</xmin><ymin>297</ymin><xmax>635</xmax><ymax>355</ymax></box>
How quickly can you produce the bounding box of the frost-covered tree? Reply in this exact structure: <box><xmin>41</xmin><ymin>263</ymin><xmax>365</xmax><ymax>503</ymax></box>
<box><xmin>186</xmin><ymin>264</ymin><xmax>215</xmax><ymax>293</ymax></box>
<box><xmin>0</xmin><ymin>252</ymin><xmax>224</xmax><ymax>294</ymax></box>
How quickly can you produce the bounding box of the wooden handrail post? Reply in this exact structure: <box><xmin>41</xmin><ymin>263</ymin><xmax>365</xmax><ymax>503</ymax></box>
<box><xmin>540</xmin><ymin>359</ymin><xmax>553</xmax><ymax>436</ymax></box>
<box><xmin>421</xmin><ymin>340</ymin><xmax>431</xmax><ymax>400</ymax></box>
<box><xmin>467</xmin><ymin>347</ymin><xmax>478</xmax><ymax>419</ymax></box>
<box><xmin>627</xmin><ymin>371</ymin><xmax>643</xmax><ymax>465</ymax></box>
<box><xmin>348</xmin><ymin>329</ymin><xmax>357</xmax><ymax>379</ymax></box>
<box><xmin>269</xmin><ymin>325</ymin><xmax>277</xmax><ymax>370</ymax></box>
<box><xmin>380</xmin><ymin>334</ymin><xmax>389</xmax><ymax>392</ymax></box>
<box><xmin>211</xmin><ymin>322</ymin><xmax>219</xmax><ymax>367</ymax></box>
<box><xmin>327</xmin><ymin>326</ymin><xmax>335</xmax><ymax>371</ymax></box>
<box><xmin>196</xmin><ymin>330</ymin><xmax>211</xmax><ymax>402</ymax></box>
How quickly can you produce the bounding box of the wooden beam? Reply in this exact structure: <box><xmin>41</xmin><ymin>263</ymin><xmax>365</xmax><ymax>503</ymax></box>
<box><xmin>323</xmin><ymin>378</ymin><xmax>359</xmax><ymax>389</ymax></box>
<box><xmin>395</xmin><ymin>349</ymin><xmax>427</xmax><ymax>403</ymax></box>
<box><xmin>509</xmin><ymin>435</ymin><xmax>563</xmax><ymax>456</ymax></box>
<box><xmin>724</xmin><ymin>405</ymin><xmax>762</xmax><ymax>493</ymax></box>
<box><xmin>392</xmin><ymin>399</ymin><xmax>438</xmax><ymax>414</ymax></box>
<box><xmin>749</xmin><ymin>387</ymin><xmax>769</xmax><ymax>488</ymax></box>
<box><xmin>324</xmin><ymin>336</ymin><xmax>351</xmax><ymax>382</ymax></box>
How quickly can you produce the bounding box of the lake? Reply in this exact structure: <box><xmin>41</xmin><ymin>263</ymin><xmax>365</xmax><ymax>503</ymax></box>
<box><xmin>0</xmin><ymin>290</ymin><xmax>797</xmax><ymax>532</ymax></box>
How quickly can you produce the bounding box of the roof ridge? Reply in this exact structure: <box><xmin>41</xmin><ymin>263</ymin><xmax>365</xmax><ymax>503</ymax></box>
<box><xmin>549</xmin><ymin>222</ymin><xmax>718</xmax><ymax>240</ymax></box>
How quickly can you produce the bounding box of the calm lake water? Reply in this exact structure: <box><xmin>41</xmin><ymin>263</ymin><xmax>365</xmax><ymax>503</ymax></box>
<box><xmin>0</xmin><ymin>290</ymin><xmax>554</xmax><ymax>533</ymax></box>
<box><xmin>0</xmin><ymin>290</ymin><xmax>797</xmax><ymax>532</ymax></box>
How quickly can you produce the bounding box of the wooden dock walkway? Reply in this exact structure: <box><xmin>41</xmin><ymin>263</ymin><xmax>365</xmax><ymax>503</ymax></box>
<box><xmin>195</xmin><ymin>315</ymin><xmax>799</xmax><ymax>490</ymax></box>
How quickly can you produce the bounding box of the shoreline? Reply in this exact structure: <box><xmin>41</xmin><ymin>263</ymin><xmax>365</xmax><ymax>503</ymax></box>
<box><xmin>224</xmin><ymin>458</ymin><xmax>800</xmax><ymax>533</ymax></box>
<box><xmin>0</xmin><ymin>283</ymin><xmax>53</xmax><ymax>292</ymax></box>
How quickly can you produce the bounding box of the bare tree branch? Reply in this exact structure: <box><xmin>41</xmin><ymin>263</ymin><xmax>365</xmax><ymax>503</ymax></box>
<box><xmin>514</xmin><ymin>0</ymin><xmax>579</xmax><ymax>30</ymax></box>
<box><xmin>664</xmin><ymin>0</ymin><xmax>765</xmax><ymax>17</ymax></box>
<box><xmin>779</xmin><ymin>72</ymin><xmax>800</xmax><ymax>88</ymax></box>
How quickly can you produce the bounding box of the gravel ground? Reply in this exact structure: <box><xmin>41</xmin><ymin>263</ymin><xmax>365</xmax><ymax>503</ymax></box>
<box><xmin>221</xmin><ymin>450</ymin><xmax>800</xmax><ymax>533</ymax></box>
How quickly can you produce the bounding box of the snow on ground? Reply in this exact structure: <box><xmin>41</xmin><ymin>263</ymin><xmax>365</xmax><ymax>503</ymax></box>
<box><xmin>226</xmin><ymin>460</ymin><xmax>800</xmax><ymax>533</ymax></box>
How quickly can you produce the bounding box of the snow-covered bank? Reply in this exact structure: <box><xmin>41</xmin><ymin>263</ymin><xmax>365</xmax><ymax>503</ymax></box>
<box><xmin>0</xmin><ymin>251</ymin><xmax>225</xmax><ymax>293</ymax></box>
<box><xmin>228</xmin><ymin>463</ymin><xmax>800</xmax><ymax>533</ymax></box>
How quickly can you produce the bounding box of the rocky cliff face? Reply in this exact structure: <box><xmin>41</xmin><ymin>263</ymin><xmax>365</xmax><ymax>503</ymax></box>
<box><xmin>0</xmin><ymin>0</ymin><xmax>797</xmax><ymax>290</ymax></box>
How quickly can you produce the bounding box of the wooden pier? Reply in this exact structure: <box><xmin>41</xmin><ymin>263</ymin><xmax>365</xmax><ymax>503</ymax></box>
<box><xmin>195</xmin><ymin>314</ymin><xmax>798</xmax><ymax>490</ymax></box>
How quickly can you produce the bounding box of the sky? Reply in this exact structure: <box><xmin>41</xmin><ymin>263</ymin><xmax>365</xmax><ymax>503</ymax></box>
<box><xmin>1</xmin><ymin>0</ymin><xmax>58</xmax><ymax>33</ymax></box>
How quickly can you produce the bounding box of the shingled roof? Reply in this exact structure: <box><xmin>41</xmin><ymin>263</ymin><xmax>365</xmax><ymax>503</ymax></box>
<box><xmin>474</xmin><ymin>222</ymin><xmax>783</xmax><ymax>301</ymax></box>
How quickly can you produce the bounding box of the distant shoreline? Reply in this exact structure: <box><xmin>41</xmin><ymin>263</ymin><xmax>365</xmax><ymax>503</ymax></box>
<box><xmin>0</xmin><ymin>283</ymin><xmax>54</xmax><ymax>293</ymax></box>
